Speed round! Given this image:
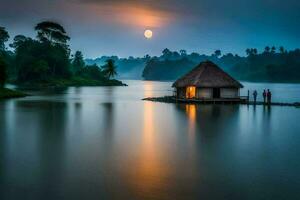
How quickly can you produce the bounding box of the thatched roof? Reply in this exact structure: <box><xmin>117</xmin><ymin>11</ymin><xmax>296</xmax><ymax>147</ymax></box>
<box><xmin>172</xmin><ymin>61</ymin><xmax>243</xmax><ymax>88</ymax></box>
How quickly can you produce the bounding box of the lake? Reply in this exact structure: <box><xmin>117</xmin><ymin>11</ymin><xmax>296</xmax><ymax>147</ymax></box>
<box><xmin>1</xmin><ymin>80</ymin><xmax>300</xmax><ymax>200</ymax></box>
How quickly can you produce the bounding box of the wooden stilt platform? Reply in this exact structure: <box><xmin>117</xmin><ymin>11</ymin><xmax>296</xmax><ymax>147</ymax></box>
<box><xmin>142</xmin><ymin>96</ymin><xmax>300</xmax><ymax>107</ymax></box>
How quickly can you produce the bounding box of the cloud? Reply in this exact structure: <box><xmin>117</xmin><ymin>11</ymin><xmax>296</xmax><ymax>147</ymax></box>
<box><xmin>1</xmin><ymin>0</ymin><xmax>300</xmax><ymax>57</ymax></box>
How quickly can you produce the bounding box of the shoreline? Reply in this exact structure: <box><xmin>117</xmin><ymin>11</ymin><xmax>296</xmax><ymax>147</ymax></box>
<box><xmin>11</xmin><ymin>78</ymin><xmax>128</xmax><ymax>88</ymax></box>
<box><xmin>142</xmin><ymin>96</ymin><xmax>300</xmax><ymax>107</ymax></box>
<box><xmin>0</xmin><ymin>88</ymin><xmax>28</xmax><ymax>99</ymax></box>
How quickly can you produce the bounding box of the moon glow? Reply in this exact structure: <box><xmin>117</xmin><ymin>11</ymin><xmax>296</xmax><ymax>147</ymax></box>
<box><xmin>144</xmin><ymin>30</ymin><xmax>153</xmax><ymax>39</ymax></box>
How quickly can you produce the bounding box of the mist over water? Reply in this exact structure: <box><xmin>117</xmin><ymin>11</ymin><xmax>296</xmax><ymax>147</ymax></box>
<box><xmin>1</xmin><ymin>80</ymin><xmax>300</xmax><ymax>199</ymax></box>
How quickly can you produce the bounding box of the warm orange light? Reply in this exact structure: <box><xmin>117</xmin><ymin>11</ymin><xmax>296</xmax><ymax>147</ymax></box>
<box><xmin>186</xmin><ymin>86</ymin><xmax>196</xmax><ymax>98</ymax></box>
<box><xmin>86</xmin><ymin>3</ymin><xmax>172</xmax><ymax>28</ymax></box>
<box><xmin>186</xmin><ymin>104</ymin><xmax>197</xmax><ymax>138</ymax></box>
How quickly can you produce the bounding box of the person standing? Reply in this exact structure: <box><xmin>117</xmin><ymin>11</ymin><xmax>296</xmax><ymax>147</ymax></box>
<box><xmin>267</xmin><ymin>89</ymin><xmax>272</xmax><ymax>105</ymax></box>
<box><xmin>263</xmin><ymin>90</ymin><xmax>267</xmax><ymax>104</ymax></box>
<box><xmin>253</xmin><ymin>90</ymin><xmax>258</xmax><ymax>104</ymax></box>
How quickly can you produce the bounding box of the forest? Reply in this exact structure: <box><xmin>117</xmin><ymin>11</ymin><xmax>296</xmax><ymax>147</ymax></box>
<box><xmin>2</xmin><ymin>22</ymin><xmax>300</xmax><ymax>86</ymax></box>
<box><xmin>87</xmin><ymin>47</ymin><xmax>300</xmax><ymax>82</ymax></box>
<box><xmin>0</xmin><ymin>22</ymin><xmax>125</xmax><ymax>89</ymax></box>
<box><xmin>141</xmin><ymin>48</ymin><xmax>300</xmax><ymax>82</ymax></box>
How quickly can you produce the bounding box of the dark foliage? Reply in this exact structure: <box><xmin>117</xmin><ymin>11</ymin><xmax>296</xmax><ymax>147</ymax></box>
<box><xmin>79</xmin><ymin>64</ymin><xmax>105</xmax><ymax>81</ymax></box>
<box><xmin>102</xmin><ymin>59</ymin><xmax>117</xmax><ymax>79</ymax></box>
<box><xmin>13</xmin><ymin>36</ymin><xmax>71</xmax><ymax>82</ymax></box>
<box><xmin>231</xmin><ymin>48</ymin><xmax>300</xmax><ymax>82</ymax></box>
<box><xmin>0</xmin><ymin>26</ymin><xmax>9</xmax><ymax>51</ymax></box>
<box><xmin>72</xmin><ymin>51</ymin><xmax>85</xmax><ymax>75</ymax></box>
<box><xmin>35</xmin><ymin>21</ymin><xmax>70</xmax><ymax>44</ymax></box>
<box><xmin>0</xmin><ymin>55</ymin><xmax>6</xmax><ymax>88</ymax></box>
<box><xmin>0</xmin><ymin>22</ymin><xmax>123</xmax><ymax>86</ymax></box>
<box><xmin>142</xmin><ymin>48</ymin><xmax>300</xmax><ymax>82</ymax></box>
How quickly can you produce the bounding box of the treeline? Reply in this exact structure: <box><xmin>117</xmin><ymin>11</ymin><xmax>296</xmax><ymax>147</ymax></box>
<box><xmin>142</xmin><ymin>48</ymin><xmax>243</xmax><ymax>80</ymax></box>
<box><xmin>231</xmin><ymin>47</ymin><xmax>300</xmax><ymax>82</ymax></box>
<box><xmin>86</xmin><ymin>55</ymin><xmax>151</xmax><ymax>79</ymax></box>
<box><xmin>142</xmin><ymin>48</ymin><xmax>300</xmax><ymax>82</ymax></box>
<box><xmin>0</xmin><ymin>22</ymin><xmax>124</xmax><ymax>87</ymax></box>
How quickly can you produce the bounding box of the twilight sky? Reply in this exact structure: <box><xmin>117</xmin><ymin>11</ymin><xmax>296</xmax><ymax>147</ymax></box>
<box><xmin>1</xmin><ymin>0</ymin><xmax>300</xmax><ymax>58</ymax></box>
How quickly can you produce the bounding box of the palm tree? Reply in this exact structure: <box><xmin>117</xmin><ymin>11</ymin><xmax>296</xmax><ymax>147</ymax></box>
<box><xmin>103</xmin><ymin>59</ymin><xmax>117</xmax><ymax>79</ymax></box>
<box><xmin>35</xmin><ymin>21</ymin><xmax>70</xmax><ymax>44</ymax></box>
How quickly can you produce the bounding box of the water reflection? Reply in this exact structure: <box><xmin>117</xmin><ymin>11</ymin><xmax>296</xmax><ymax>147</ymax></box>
<box><xmin>102</xmin><ymin>103</ymin><xmax>114</xmax><ymax>137</ymax></box>
<box><xmin>262</xmin><ymin>106</ymin><xmax>272</xmax><ymax>134</ymax></box>
<box><xmin>125</xmin><ymin>81</ymin><xmax>170</xmax><ymax>199</ymax></box>
<box><xmin>185</xmin><ymin>104</ymin><xmax>196</xmax><ymax>138</ymax></box>
<box><xmin>1</xmin><ymin>81</ymin><xmax>300</xmax><ymax>199</ymax></box>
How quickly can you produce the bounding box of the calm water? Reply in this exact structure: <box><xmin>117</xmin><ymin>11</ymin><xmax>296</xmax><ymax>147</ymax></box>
<box><xmin>1</xmin><ymin>80</ymin><xmax>300</xmax><ymax>200</ymax></box>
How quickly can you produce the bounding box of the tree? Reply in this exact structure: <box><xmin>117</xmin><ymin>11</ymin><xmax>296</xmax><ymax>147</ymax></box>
<box><xmin>72</xmin><ymin>51</ymin><xmax>85</xmax><ymax>75</ymax></box>
<box><xmin>144</xmin><ymin>54</ymin><xmax>151</xmax><ymax>60</ymax></box>
<box><xmin>214</xmin><ymin>50</ymin><xmax>221</xmax><ymax>57</ymax></box>
<box><xmin>264</xmin><ymin>46</ymin><xmax>270</xmax><ymax>53</ymax></box>
<box><xmin>279</xmin><ymin>46</ymin><xmax>285</xmax><ymax>54</ymax></box>
<box><xmin>253</xmin><ymin>48</ymin><xmax>258</xmax><ymax>55</ymax></box>
<box><xmin>162</xmin><ymin>48</ymin><xmax>172</xmax><ymax>59</ymax></box>
<box><xmin>35</xmin><ymin>21</ymin><xmax>70</xmax><ymax>45</ymax></box>
<box><xmin>246</xmin><ymin>48</ymin><xmax>251</xmax><ymax>56</ymax></box>
<box><xmin>179</xmin><ymin>49</ymin><xmax>187</xmax><ymax>56</ymax></box>
<box><xmin>10</xmin><ymin>35</ymin><xmax>28</xmax><ymax>49</ymax></box>
<box><xmin>246</xmin><ymin>48</ymin><xmax>258</xmax><ymax>56</ymax></box>
<box><xmin>0</xmin><ymin>55</ymin><xmax>6</xmax><ymax>88</ymax></box>
<box><xmin>80</xmin><ymin>64</ymin><xmax>104</xmax><ymax>80</ymax></box>
<box><xmin>0</xmin><ymin>26</ymin><xmax>9</xmax><ymax>51</ymax></box>
<box><xmin>271</xmin><ymin>46</ymin><xmax>276</xmax><ymax>54</ymax></box>
<box><xmin>103</xmin><ymin>59</ymin><xmax>117</xmax><ymax>79</ymax></box>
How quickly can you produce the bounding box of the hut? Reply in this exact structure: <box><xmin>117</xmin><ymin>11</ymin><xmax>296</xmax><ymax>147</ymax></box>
<box><xmin>172</xmin><ymin>61</ymin><xmax>243</xmax><ymax>100</ymax></box>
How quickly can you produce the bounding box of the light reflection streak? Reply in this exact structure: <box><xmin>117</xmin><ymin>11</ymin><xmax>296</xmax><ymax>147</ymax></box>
<box><xmin>126</xmin><ymin>81</ymin><xmax>168</xmax><ymax>198</ymax></box>
<box><xmin>186</xmin><ymin>104</ymin><xmax>196</xmax><ymax>138</ymax></box>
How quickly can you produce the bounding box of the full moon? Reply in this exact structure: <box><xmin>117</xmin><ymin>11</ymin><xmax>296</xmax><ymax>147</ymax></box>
<box><xmin>144</xmin><ymin>30</ymin><xmax>153</xmax><ymax>39</ymax></box>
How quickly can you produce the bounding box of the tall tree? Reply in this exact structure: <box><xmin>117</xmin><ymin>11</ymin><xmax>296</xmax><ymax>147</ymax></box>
<box><xmin>0</xmin><ymin>55</ymin><xmax>6</xmax><ymax>88</ymax></box>
<box><xmin>72</xmin><ymin>51</ymin><xmax>85</xmax><ymax>74</ymax></box>
<box><xmin>35</xmin><ymin>21</ymin><xmax>70</xmax><ymax>44</ymax></box>
<box><xmin>0</xmin><ymin>26</ymin><xmax>9</xmax><ymax>51</ymax></box>
<box><xmin>103</xmin><ymin>59</ymin><xmax>117</xmax><ymax>79</ymax></box>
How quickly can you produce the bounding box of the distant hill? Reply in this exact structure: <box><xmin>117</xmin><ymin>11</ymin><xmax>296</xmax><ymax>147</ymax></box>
<box><xmin>142</xmin><ymin>48</ymin><xmax>300</xmax><ymax>83</ymax></box>
<box><xmin>86</xmin><ymin>47</ymin><xmax>300</xmax><ymax>83</ymax></box>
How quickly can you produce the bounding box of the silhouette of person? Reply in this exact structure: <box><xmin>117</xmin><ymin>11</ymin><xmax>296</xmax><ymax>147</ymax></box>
<box><xmin>253</xmin><ymin>90</ymin><xmax>258</xmax><ymax>104</ymax></box>
<box><xmin>267</xmin><ymin>89</ymin><xmax>272</xmax><ymax>105</ymax></box>
<box><xmin>263</xmin><ymin>89</ymin><xmax>267</xmax><ymax>104</ymax></box>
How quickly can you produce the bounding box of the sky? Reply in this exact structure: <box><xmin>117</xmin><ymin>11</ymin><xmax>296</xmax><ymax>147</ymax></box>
<box><xmin>1</xmin><ymin>0</ymin><xmax>300</xmax><ymax>58</ymax></box>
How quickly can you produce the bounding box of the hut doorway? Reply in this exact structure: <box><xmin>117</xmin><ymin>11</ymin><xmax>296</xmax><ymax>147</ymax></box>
<box><xmin>186</xmin><ymin>86</ymin><xmax>196</xmax><ymax>99</ymax></box>
<box><xmin>213</xmin><ymin>88</ymin><xmax>220</xmax><ymax>98</ymax></box>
